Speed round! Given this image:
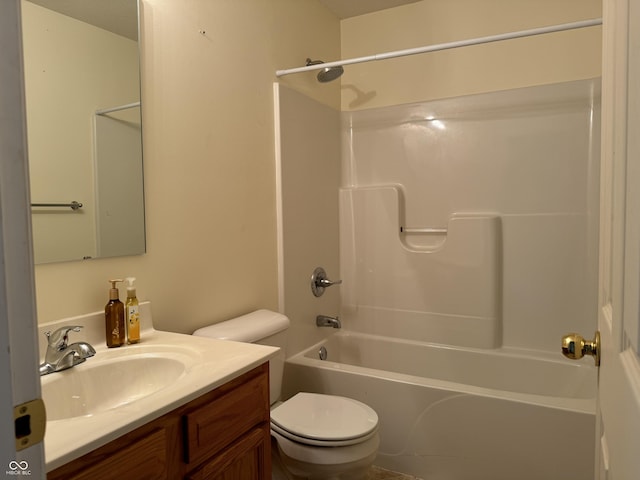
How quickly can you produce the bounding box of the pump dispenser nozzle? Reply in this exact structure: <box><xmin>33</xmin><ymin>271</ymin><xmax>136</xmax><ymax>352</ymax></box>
<box><xmin>109</xmin><ymin>279</ymin><xmax>123</xmax><ymax>300</ymax></box>
<box><xmin>125</xmin><ymin>277</ymin><xmax>136</xmax><ymax>295</ymax></box>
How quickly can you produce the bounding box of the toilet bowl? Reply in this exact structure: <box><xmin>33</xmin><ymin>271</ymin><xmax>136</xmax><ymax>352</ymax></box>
<box><xmin>271</xmin><ymin>392</ymin><xmax>379</xmax><ymax>479</ymax></box>
<box><xmin>193</xmin><ymin>310</ymin><xmax>380</xmax><ymax>480</ymax></box>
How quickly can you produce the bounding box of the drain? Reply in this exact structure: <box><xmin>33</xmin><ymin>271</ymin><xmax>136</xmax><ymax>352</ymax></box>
<box><xmin>318</xmin><ymin>346</ymin><xmax>327</xmax><ymax>360</ymax></box>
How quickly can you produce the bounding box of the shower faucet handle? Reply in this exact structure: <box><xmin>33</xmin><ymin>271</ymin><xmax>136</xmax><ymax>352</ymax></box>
<box><xmin>311</xmin><ymin>267</ymin><xmax>342</xmax><ymax>297</ymax></box>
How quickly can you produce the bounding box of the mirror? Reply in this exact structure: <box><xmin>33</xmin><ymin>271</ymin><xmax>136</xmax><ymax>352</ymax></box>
<box><xmin>21</xmin><ymin>0</ymin><xmax>145</xmax><ymax>264</ymax></box>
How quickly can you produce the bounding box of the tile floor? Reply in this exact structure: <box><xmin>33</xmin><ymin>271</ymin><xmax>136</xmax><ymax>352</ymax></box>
<box><xmin>272</xmin><ymin>462</ymin><xmax>421</xmax><ymax>479</ymax></box>
<box><xmin>272</xmin><ymin>440</ymin><xmax>421</xmax><ymax>480</ymax></box>
<box><xmin>367</xmin><ymin>466</ymin><xmax>423</xmax><ymax>480</ymax></box>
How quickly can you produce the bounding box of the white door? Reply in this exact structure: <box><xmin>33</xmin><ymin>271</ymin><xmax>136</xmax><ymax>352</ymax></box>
<box><xmin>0</xmin><ymin>0</ymin><xmax>46</xmax><ymax>477</ymax></box>
<box><xmin>595</xmin><ymin>0</ymin><xmax>640</xmax><ymax>478</ymax></box>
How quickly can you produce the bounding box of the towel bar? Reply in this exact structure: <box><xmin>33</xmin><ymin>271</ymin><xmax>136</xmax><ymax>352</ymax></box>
<box><xmin>31</xmin><ymin>201</ymin><xmax>83</xmax><ymax>211</ymax></box>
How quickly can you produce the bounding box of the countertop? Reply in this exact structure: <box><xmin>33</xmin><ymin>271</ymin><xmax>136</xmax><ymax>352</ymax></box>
<box><xmin>39</xmin><ymin>302</ymin><xmax>278</xmax><ymax>471</ymax></box>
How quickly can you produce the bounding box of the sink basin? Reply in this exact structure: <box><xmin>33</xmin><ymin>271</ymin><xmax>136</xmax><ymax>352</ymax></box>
<box><xmin>41</xmin><ymin>350</ymin><xmax>190</xmax><ymax>421</ymax></box>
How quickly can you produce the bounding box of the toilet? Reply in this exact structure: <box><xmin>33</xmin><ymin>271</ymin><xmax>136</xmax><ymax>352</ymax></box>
<box><xmin>193</xmin><ymin>310</ymin><xmax>379</xmax><ymax>480</ymax></box>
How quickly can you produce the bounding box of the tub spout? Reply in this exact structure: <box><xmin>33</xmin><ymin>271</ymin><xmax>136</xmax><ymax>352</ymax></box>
<box><xmin>316</xmin><ymin>315</ymin><xmax>341</xmax><ymax>329</ymax></box>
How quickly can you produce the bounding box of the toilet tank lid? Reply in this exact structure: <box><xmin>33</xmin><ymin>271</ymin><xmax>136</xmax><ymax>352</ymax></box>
<box><xmin>193</xmin><ymin>309</ymin><xmax>289</xmax><ymax>343</ymax></box>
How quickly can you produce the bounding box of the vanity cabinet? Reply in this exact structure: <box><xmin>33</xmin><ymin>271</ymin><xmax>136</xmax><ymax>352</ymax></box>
<box><xmin>47</xmin><ymin>363</ymin><xmax>270</xmax><ymax>480</ymax></box>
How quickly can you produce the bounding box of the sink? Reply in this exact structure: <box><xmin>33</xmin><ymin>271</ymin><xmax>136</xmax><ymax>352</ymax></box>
<box><xmin>39</xmin><ymin>303</ymin><xmax>281</xmax><ymax>472</ymax></box>
<box><xmin>41</xmin><ymin>349</ymin><xmax>191</xmax><ymax>421</ymax></box>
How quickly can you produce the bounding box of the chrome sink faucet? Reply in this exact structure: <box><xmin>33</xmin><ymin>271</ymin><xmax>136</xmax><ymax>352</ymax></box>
<box><xmin>316</xmin><ymin>315</ymin><xmax>341</xmax><ymax>329</ymax></box>
<box><xmin>39</xmin><ymin>326</ymin><xmax>96</xmax><ymax>376</ymax></box>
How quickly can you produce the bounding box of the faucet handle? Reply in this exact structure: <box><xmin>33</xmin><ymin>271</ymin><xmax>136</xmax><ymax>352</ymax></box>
<box><xmin>311</xmin><ymin>267</ymin><xmax>342</xmax><ymax>297</ymax></box>
<box><xmin>45</xmin><ymin>326</ymin><xmax>82</xmax><ymax>350</ymax></box>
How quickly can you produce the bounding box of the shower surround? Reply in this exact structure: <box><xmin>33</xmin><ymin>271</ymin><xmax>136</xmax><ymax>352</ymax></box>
<box><xmin>339</xmin><ymin>78</ymin><xmax>600</xmax><ymax>353</ymax></box>
<box><xmin>275</xmin><ymin>78</ymin><xmax>600</xmax><ymax>478</ymax></box>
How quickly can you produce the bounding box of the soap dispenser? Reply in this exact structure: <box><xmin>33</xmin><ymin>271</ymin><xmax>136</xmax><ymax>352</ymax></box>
<box><xmin>125</xmin><ymin>277</ymin><xmax>140</xmax><ymax>344</ymax></box>
<box><xmin>105</xmin><ymin>279</ymin><xmax>125</xmax><ymax>348</ymax></box>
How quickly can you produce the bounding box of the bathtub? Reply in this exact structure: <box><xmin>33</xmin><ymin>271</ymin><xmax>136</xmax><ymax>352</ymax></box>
<box><xmin>283</xmin><ymin>331</ymin><xmax>596</xmax><ymax>480</ymax></box>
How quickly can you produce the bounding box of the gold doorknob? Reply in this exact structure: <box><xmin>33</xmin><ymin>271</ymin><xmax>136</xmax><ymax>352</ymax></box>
<box><xmin>561</xmin><ymin>331</ymin><xmax>600</xmax><ymax>366</ymax></box>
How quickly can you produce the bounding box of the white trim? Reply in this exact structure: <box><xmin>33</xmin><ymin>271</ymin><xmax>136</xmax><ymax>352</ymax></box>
<box><xmin>273</xmin><ymin>83</ymin><xmax>285</xmax><ymax>313</ymax></box>
<box><xmin>0</xmin><ymin>0</ymin><xmax>45</xmax><ymax>476</ymax></box>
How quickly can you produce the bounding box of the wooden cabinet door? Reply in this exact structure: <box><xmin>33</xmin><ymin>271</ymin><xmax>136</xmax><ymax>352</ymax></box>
<box><xmin>48</xmin><ymin>428</ymin><xmax>169</xmax><ymax>480</ymax></box>
<box><xmin>186</xmin><ymin>424</ymin><xmax>270</xmax><ymax>480</ymax></box>
<box><xmin>183</xmin><ymin>368</ymin><xmax>269</xmax><ymax>466</ymax></box>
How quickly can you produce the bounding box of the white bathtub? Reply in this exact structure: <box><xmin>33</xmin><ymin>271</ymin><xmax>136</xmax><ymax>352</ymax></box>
<box><xmin>283</xmin><ymin>332</ymin><xmax>596</xmax><ymax>480</ymax></box>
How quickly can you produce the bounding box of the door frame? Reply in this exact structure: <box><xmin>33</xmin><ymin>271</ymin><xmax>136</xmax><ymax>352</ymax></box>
<box><xmin>0</xmin><ymin>0</ymin><xmax>45</xmax><ymax>476</ymax></box>
<box><xmin>596</xmin><ymin>0</ymin><xmax>640</xmax><ymax>477</ymax></box>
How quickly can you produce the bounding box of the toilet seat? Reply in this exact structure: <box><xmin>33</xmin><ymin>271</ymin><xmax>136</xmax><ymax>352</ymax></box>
<box><xmin>270</xmin><ymin>392</ymin><xmax>378</xmax><ymax>447</ymax></box>
<box><xmin>271</xmin><ymin>421</ymin><xmax>378</xmax><ymax>447</ymax></box>
<box><xmin>271</xmin><ymin>429</ymin><xmax>380</xmax><ymax>467</ymax></box>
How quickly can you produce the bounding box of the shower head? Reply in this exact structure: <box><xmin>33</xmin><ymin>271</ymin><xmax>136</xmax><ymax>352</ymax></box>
<box><xmin>306</xmin><ymin>58</ymin><xmax>344</xmax><ymax>83</ymax></box>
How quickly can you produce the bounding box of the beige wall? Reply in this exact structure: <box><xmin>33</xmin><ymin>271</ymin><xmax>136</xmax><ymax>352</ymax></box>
<box><xmin>33</xmin><ymin>0</ymin><xmax>340</xmax><ymax>333</ymax></box>
<box><xmin>33</xmin><ymin>0</ymin><xmax>601</xmax><ymax>344</ymax></box>
<box><xmin>340</xmin><ymin>0</ymin><xmax>602</xmax><ymax>110</ymax></box>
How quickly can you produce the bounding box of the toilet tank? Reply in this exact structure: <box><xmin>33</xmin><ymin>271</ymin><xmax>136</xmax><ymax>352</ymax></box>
<box><xmin>193</xmin><ymin>310</ymin><xmax>289</xmax><ymax>405</ymax></box>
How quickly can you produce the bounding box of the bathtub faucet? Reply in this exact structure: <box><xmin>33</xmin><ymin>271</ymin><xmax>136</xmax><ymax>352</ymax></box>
<box><xmin>316</xmin><ymin>315</ymin><xmax>341</xmax><ymax>329</ymax></box>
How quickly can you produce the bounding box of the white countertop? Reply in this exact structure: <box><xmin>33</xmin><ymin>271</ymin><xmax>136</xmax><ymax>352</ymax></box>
<box><xmin>39</xmin><ymin>303</ymin><xmax>278</xmax><ymax>472</ymax></box>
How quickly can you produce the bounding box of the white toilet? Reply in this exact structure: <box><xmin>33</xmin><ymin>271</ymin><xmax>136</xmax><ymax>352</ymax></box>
<box><xmin>193</xmin><ymin>310</ymin><xmax>379</xmax><ymax>480</ymax></box>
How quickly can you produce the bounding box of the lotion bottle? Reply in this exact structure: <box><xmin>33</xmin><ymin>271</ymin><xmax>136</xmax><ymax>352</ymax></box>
<box><xmin>105</xmin><ymin>279</ymin><xmax>125</xmax><ymax>347</ymax></box>
<box><xmin>125</xmin><ymin>277</ymin><xmax>140</xmax><ymax>344</ymax></box>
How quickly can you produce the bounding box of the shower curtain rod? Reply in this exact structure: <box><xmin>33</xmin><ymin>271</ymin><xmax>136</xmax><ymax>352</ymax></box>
<box><xmin>275</xmin><ymin>18</ymin><xmax>602</xmax><ymax>77</ymax></box>
<box><xmin>95</xmin><ymin>101</ymin><xmax>140</xmax><ymax>115</ymax></box>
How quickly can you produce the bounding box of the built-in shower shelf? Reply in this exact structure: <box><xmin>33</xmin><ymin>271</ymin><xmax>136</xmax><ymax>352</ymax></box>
<box><xmin>339</xmin><ymin>185</ymin><xmax>503</xmax><ymax>348</ymax></box>
<box><xmin>400</xmin><ymin>226</ymin><xmax>447</xmax><ymax>234</ymax></box>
